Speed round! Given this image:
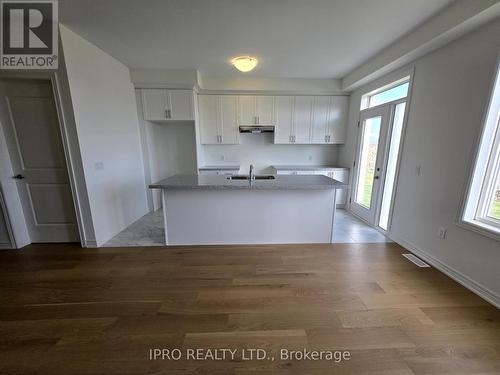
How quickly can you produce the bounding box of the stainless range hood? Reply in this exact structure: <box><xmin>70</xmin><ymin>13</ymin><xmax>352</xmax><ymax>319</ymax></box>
<box><xmin>239</xmin><ymin>125</ymin><xmax>275</xmax><ymax>134</ymax></box>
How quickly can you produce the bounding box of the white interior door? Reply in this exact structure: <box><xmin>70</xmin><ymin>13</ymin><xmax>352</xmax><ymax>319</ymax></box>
<box><xmin>351</xmin><ymin>105</ymin><xmax>390</xmax><ymax>224</ymax></box>
<box><xmin>0</xmin><ymin>79</ymin><xmax>79</xmax><ymax>243</ymax></box>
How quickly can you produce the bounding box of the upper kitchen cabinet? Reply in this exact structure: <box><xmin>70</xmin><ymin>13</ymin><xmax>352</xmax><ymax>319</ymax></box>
<box><xmin>237</xmin><ymin>96</ymin><xmax>275</xmax><ymax>125</ymax></box>
<box><xmin>311</xmin><ymin>96</ymin><xmax>348</xmax><ymax>144</ymax></box>
<box><xmin>141</xmin><ymin>89</ymin><xmax>194</xmax><ymax>121</ymax></box>
<box><xmin>293</xmin><ymin>96</ymin><xmax>314</xmax><ymax>143</ymax></box>
<box><xmin>328</xmin><ymin>96</ymin><xmax>348</xmax><ymax>144</ymax></box>
<box><xmin>274</xmin><ymin>96</ymin><xmax>313</xmax><ymax>144</ymax></box>
<box><xmin>274</xmin><ymin>96</ymin><xmax>294</xmax><ymax>144</ymax></box>
<box><xmin>198</xmin><ymin>95</ymin><xmax>239</xmax><ymax>145</ymax></box>
<box><xmin>311</xmin><ymin>96</ymin><xmax>330</xmax><ymax>143</ymax></box>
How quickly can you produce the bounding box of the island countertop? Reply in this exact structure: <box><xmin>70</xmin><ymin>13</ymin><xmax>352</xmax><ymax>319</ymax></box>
<box><xmin>149</xmin><ymin>174</ymin><xmax>348</xmax><ymax>190</ymax></box>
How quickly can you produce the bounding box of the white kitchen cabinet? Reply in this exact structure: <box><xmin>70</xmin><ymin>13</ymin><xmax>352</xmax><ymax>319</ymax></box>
<box><xmin>311</xmin><ymin>96</ymin><xmax>348</xmax><ymax>144</ymax></box>
<box><xmin>198</xmin><ymin>168</ymin><xmax>239</xmax><ymax>176</ymax></box>
<box><xmin>238</xmin><ymin>96</ymin><xmax>275</xmax><ymax>125</ymax></box>
<box><xmin>219</xmin><ymin>95</ymin><xmax>239</xmax><ymax>144</ymax></box>
<box><xmin>311</xmin><ymin>96</ymin><xmax>330</xmax><ymax>143</ymax></box>
<box><xmin>274</xmin><ymin>96</ymin><xmax>294</xmax><ymax>144</ymax></box>
<box><xmin>141</xmin><ymin>89</ymin><xmax>193</xmax><ymax>121</ymax></box>
<box><xmin>142</xmin><ymin>89</ymin><xmax>166</xmax><ymax>121</ymax></box>
<box><xmin>274</xmin><ymin>167</ymin><xmax>349</xmax><ymax>206</ymax></box>
<box><xmin>321</xmin><ymin>169</ymin><xmax>349</xmax><ymax>206</ymax></box>
<box><xmin>198</xmin><ymin>95</ymin><xmax>239</xmax><ymax>145</ymax></box>
<box><xmin>274</xmin><ymin>96</ymin><xmax>313</xmax><ymax>144</ymax></box>
<box><xmin>293</xmin><ymin>96</ymin><xmax>314</xmax><ymax>143</ymax></box>
<box><xmin>198</xmin><ymin>95</ymin><xmax>220</xmax><ymax>144</ymax></box>
<box><xmin>328</xmin><ymin>96</ymin><xmax>348</xmax><ymax>143</ymax></box>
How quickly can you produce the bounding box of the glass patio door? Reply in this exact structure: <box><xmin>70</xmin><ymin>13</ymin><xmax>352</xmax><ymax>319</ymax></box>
<box><xmin>351</xmin><ymin>106</ymin><xmax>391</xmax><ymax>224</ymax></box>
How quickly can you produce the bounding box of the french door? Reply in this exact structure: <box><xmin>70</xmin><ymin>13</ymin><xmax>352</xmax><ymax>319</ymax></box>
<box><xmin>351</xmin><ymin>100</ymin><xmax>407</xmax><ymax>230</ymax></box>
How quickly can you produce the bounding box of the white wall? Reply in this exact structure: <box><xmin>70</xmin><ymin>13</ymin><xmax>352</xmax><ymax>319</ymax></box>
<box><xmin>201</xmin><ymin>133</ymin><xmax>339</xmax><ymax>174</ymax></box>
<box><xmin>340</xmin><ymin>18</ymin><xmax>500</xmax><ymax>304</ymax></box>
<box><xmin>60</xmin><ymin>25</ymin><xmax>148</xmax><ymax>246</ymax></box>
<box><xmin>135</xmin><ymin>90</ymin><xmax>197</xmax><ymax>211</ymax></box>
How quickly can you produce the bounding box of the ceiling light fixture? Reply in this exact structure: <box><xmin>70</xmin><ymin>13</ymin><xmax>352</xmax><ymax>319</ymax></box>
<box><xmin>231</xmin><ymin>56</ymin><xmax>258</xmax><ymax>72</ymax></box>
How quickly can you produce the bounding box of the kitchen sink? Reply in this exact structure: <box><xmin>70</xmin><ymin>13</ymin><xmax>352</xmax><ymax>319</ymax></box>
<box><xmin>227</xmin><ymin>175</ymin><xmax>276</xmax><ymax>180</ymax></box>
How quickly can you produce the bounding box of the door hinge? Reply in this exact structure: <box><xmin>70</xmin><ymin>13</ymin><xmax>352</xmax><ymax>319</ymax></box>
<box><xmin>357</xmin><ymin>121</ymin><xmax>360</xmax><ymax>128</ymax></box>
<box><xmin>349</xmin><ymin>197</ymin><xmax>352</xmax><ymax>203</ymax></box>
<box><xmin>353</xmin><ymin>160</ymin><xmax>356</xmax><ymax>167</ymax></box>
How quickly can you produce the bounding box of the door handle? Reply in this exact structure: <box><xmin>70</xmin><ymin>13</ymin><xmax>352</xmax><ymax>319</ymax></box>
<box><xmin>13</xmin><ymin>174</ymin><xmax>25</xmax><ymax>179</ymax></box>
<box><xmin>374</xmin><ymin>176</ymin><xmax>379</xmax><ymax>180</ymax></box>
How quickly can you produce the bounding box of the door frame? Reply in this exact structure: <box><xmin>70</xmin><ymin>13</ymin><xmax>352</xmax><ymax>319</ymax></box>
<box><xmin>349</xmin><ymin>92</ymin><xmax>413</xmax><ymax>234</ymax></box>
<box><xmin>350</xmin><ymin>105</ymin><xmax>391</xmax><ymax>224</ymax></box>
<box><xmin>0</xmin><ymin>71</ymin><xmax>87</xmax><ymax>247</ymax></box>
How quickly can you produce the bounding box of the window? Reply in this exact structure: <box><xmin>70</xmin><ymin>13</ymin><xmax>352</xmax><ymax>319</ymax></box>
<box><xmin>361</xmin><ymin>77</ymin><xmax>410</xmax><ymax>110</ymax></box>
<box><xmin>462</xmin><ymin>60</ymin><xmax>500</xmax><ymax>238</ymax></box>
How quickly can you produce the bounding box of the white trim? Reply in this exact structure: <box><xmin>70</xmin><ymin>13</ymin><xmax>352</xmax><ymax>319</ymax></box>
<box><xmin>389</xmin><ymin>232</ymin><xmax>500</xmax><ymax>309</ymax></box>
<box><xmin>0</xmin><ymin>71</ymin><xmax>94</xmax><ymax>248</ymax></box>
<box><xmin>458</xmin><ymin>53</ymin><xmax>500</xmax><ymax>241</ymax></box>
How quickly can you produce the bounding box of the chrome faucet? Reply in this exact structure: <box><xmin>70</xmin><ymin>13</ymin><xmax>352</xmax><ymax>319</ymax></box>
<box><xmin>249</xmin><ymin>164</ymin><xmax>255</xmax><ymax>182</ymax></box>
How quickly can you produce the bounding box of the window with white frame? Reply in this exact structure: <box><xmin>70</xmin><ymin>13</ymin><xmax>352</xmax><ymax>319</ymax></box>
<box><xmin>360</xmin><ymin>77</ymin><xmax>410</xmax><ymax>110</ymax></box>
<box><xmin>462</xmin><ymin>60</ymin><xmax>500</xmax><ymax>238</ymax></box>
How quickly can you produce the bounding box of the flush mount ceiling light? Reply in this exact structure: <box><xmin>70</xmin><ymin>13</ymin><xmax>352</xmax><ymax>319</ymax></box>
<box><xmin>231</xmin><ymin>56</ymin><xmax>258</xmax><ymax>72</ymax></box>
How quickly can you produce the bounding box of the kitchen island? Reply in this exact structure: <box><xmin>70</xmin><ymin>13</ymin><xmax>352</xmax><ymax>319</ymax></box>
<box><xmin>149</xmin><ymin>174</ymin><xmax>348</xmax><ymax>245</ymax></box>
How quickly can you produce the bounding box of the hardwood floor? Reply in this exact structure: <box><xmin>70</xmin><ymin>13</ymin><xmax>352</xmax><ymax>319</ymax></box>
<box><xmin>0</xmin><ymin>242</ymin><xmax>499</xmax><ymax>374</ymax></box>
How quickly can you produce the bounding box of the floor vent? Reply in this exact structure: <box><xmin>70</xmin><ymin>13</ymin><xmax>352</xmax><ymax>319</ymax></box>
<box><xmin>402</xmin><ymin>253</ymin><xmax>430</xmax><ymax>267</ymax></box>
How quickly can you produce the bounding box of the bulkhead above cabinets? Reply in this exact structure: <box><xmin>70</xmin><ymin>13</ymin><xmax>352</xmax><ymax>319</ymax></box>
<box><xmin>141</xmin><ymin>89</ymin><xmax>194</xmax><ymax>121</ymax></box>
<box><xmin>197</xmin><ymin>94</ymin><xmax>348</xmax><ymax>145</ymax></box>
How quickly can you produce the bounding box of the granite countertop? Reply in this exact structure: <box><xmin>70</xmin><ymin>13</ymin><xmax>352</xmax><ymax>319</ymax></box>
<box><xmin>272</xmin><ymin>165</ymin><xmax>349</xmax><ymax>171</ymax></box>
<box><xmin>150</xmin><ymin>174</ymin><xmax>348</xmax><ymax>190</ymax></box>
<box><xmin>198</xmin><ymin>165</ymin><xmax>240</xmax><ymax>170</ymax></box>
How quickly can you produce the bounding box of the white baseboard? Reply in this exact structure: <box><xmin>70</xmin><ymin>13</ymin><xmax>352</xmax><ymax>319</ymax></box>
<box><xmin>389</xmin><ymin>233</ymin><xmax>500</xmax><ymax>309</ymax></box>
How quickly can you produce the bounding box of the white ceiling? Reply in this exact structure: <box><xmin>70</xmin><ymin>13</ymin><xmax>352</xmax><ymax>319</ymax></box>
<box><xmin>60</xmin><ymin>0</ymin><xmax>455</xmax><ymax>79</ymax></box>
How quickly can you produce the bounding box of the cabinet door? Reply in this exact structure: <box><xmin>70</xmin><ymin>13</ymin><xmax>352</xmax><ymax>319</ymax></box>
<box><xmin>274</xmin><ymin>96</ymin><xmax>294</xmax><ymax>144</ymax></box>
<box><xmin>220</xmin><ymin>95</ymin><xmax>239</xmax><ymax>144</ymax></box>
<box><xmin>168</xmin><ymin>90</ymin><xmax>193</xmax><ymax>120</ymax></box>
<box><xmin>311</xmin><ymin>96</ymin><xmax>330</xmax><ymax>143</ymax></box>
<box><xmin>328</xmin><ymin>96</ymin><xmax>348</xmax><ymax>143</ymax></box>
<box><xmin>142</xmin><ymin>89</ymin><xmax>167</xmax><ymax>121</ymax></box>
<box><xmin>198</xmin><ymin>95</ymin><xmax>220</xmax><ymax>144</ymax></box>
<box><xmin>293</xmin><ymin>96</ymin><xmax>313</xmax><ymax>143</ymax></box>
<box><xmin>238</xmin><ymin>96</ymin><xmax>257</xmax><ymax>124</ymax></box>
<box><xmin>323</xmin><ymin>169</ymin><xmax>349</xmax><ymax>205</ymax></box>
<box><xmin>256</xmin><ymin>96</ymin><xmax>275</xmax><ymax>124</ymax></box>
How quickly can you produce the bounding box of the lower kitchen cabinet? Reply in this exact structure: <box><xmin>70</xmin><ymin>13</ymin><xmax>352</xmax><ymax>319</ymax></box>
<box><xmin>274</xmin><ymin>168</ymin><xmax>349</xmax><ymax>206</ymax></box>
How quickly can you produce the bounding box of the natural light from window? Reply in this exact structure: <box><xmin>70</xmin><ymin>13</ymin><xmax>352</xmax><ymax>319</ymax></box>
<box><xmin>361</xmin><ymin>78</ymin><xmax>410</xmax><ymax>110</ymax></box>
<box><xmin>462</xmin><ymin>60</ymin><xmax>500</xmax><ymax>237</ymax></box>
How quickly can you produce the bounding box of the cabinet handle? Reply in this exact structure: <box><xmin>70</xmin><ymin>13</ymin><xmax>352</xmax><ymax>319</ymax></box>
<box><xmin>293</xmin><ymin>135</ymin><xmax>296</xmax><ymax>143</ymax></box>
<box><xmin>220</xmin><ymin>135</ymin><xmax>223</xmax><ymax>143</ymax></box>
<box><xmin>168</xmin><ymin>109</ymin><xmax>172</xmax><ymax>119</ymax></box>
<box><xmin>165</xmin><ymin>109</ymin><xmax>168</xmax><ymax>119</ymax></box>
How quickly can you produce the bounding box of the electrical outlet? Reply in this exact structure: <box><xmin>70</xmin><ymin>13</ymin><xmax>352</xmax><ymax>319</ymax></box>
<box><xmin>308</xmin><ymin>155</ymin><xmax>313</xmax><ymax>161</ymax></box>
<box><xmin>437</xmin><ymin>227</ymin><xmax>447</xmax><ymax>239</ymax></box>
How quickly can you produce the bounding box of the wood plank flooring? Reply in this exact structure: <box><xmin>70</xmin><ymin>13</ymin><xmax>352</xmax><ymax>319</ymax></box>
<box><xmin>0</xmin><ymin>242</ymin><xmax>499</xmax><ymax>374</ymax></box>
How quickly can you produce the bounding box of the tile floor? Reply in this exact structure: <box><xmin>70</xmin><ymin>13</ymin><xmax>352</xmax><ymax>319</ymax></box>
<box><xmin>104</xmin><ymin>209</ymin><xmax>390</xmax><ymax>247</ymax></box>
